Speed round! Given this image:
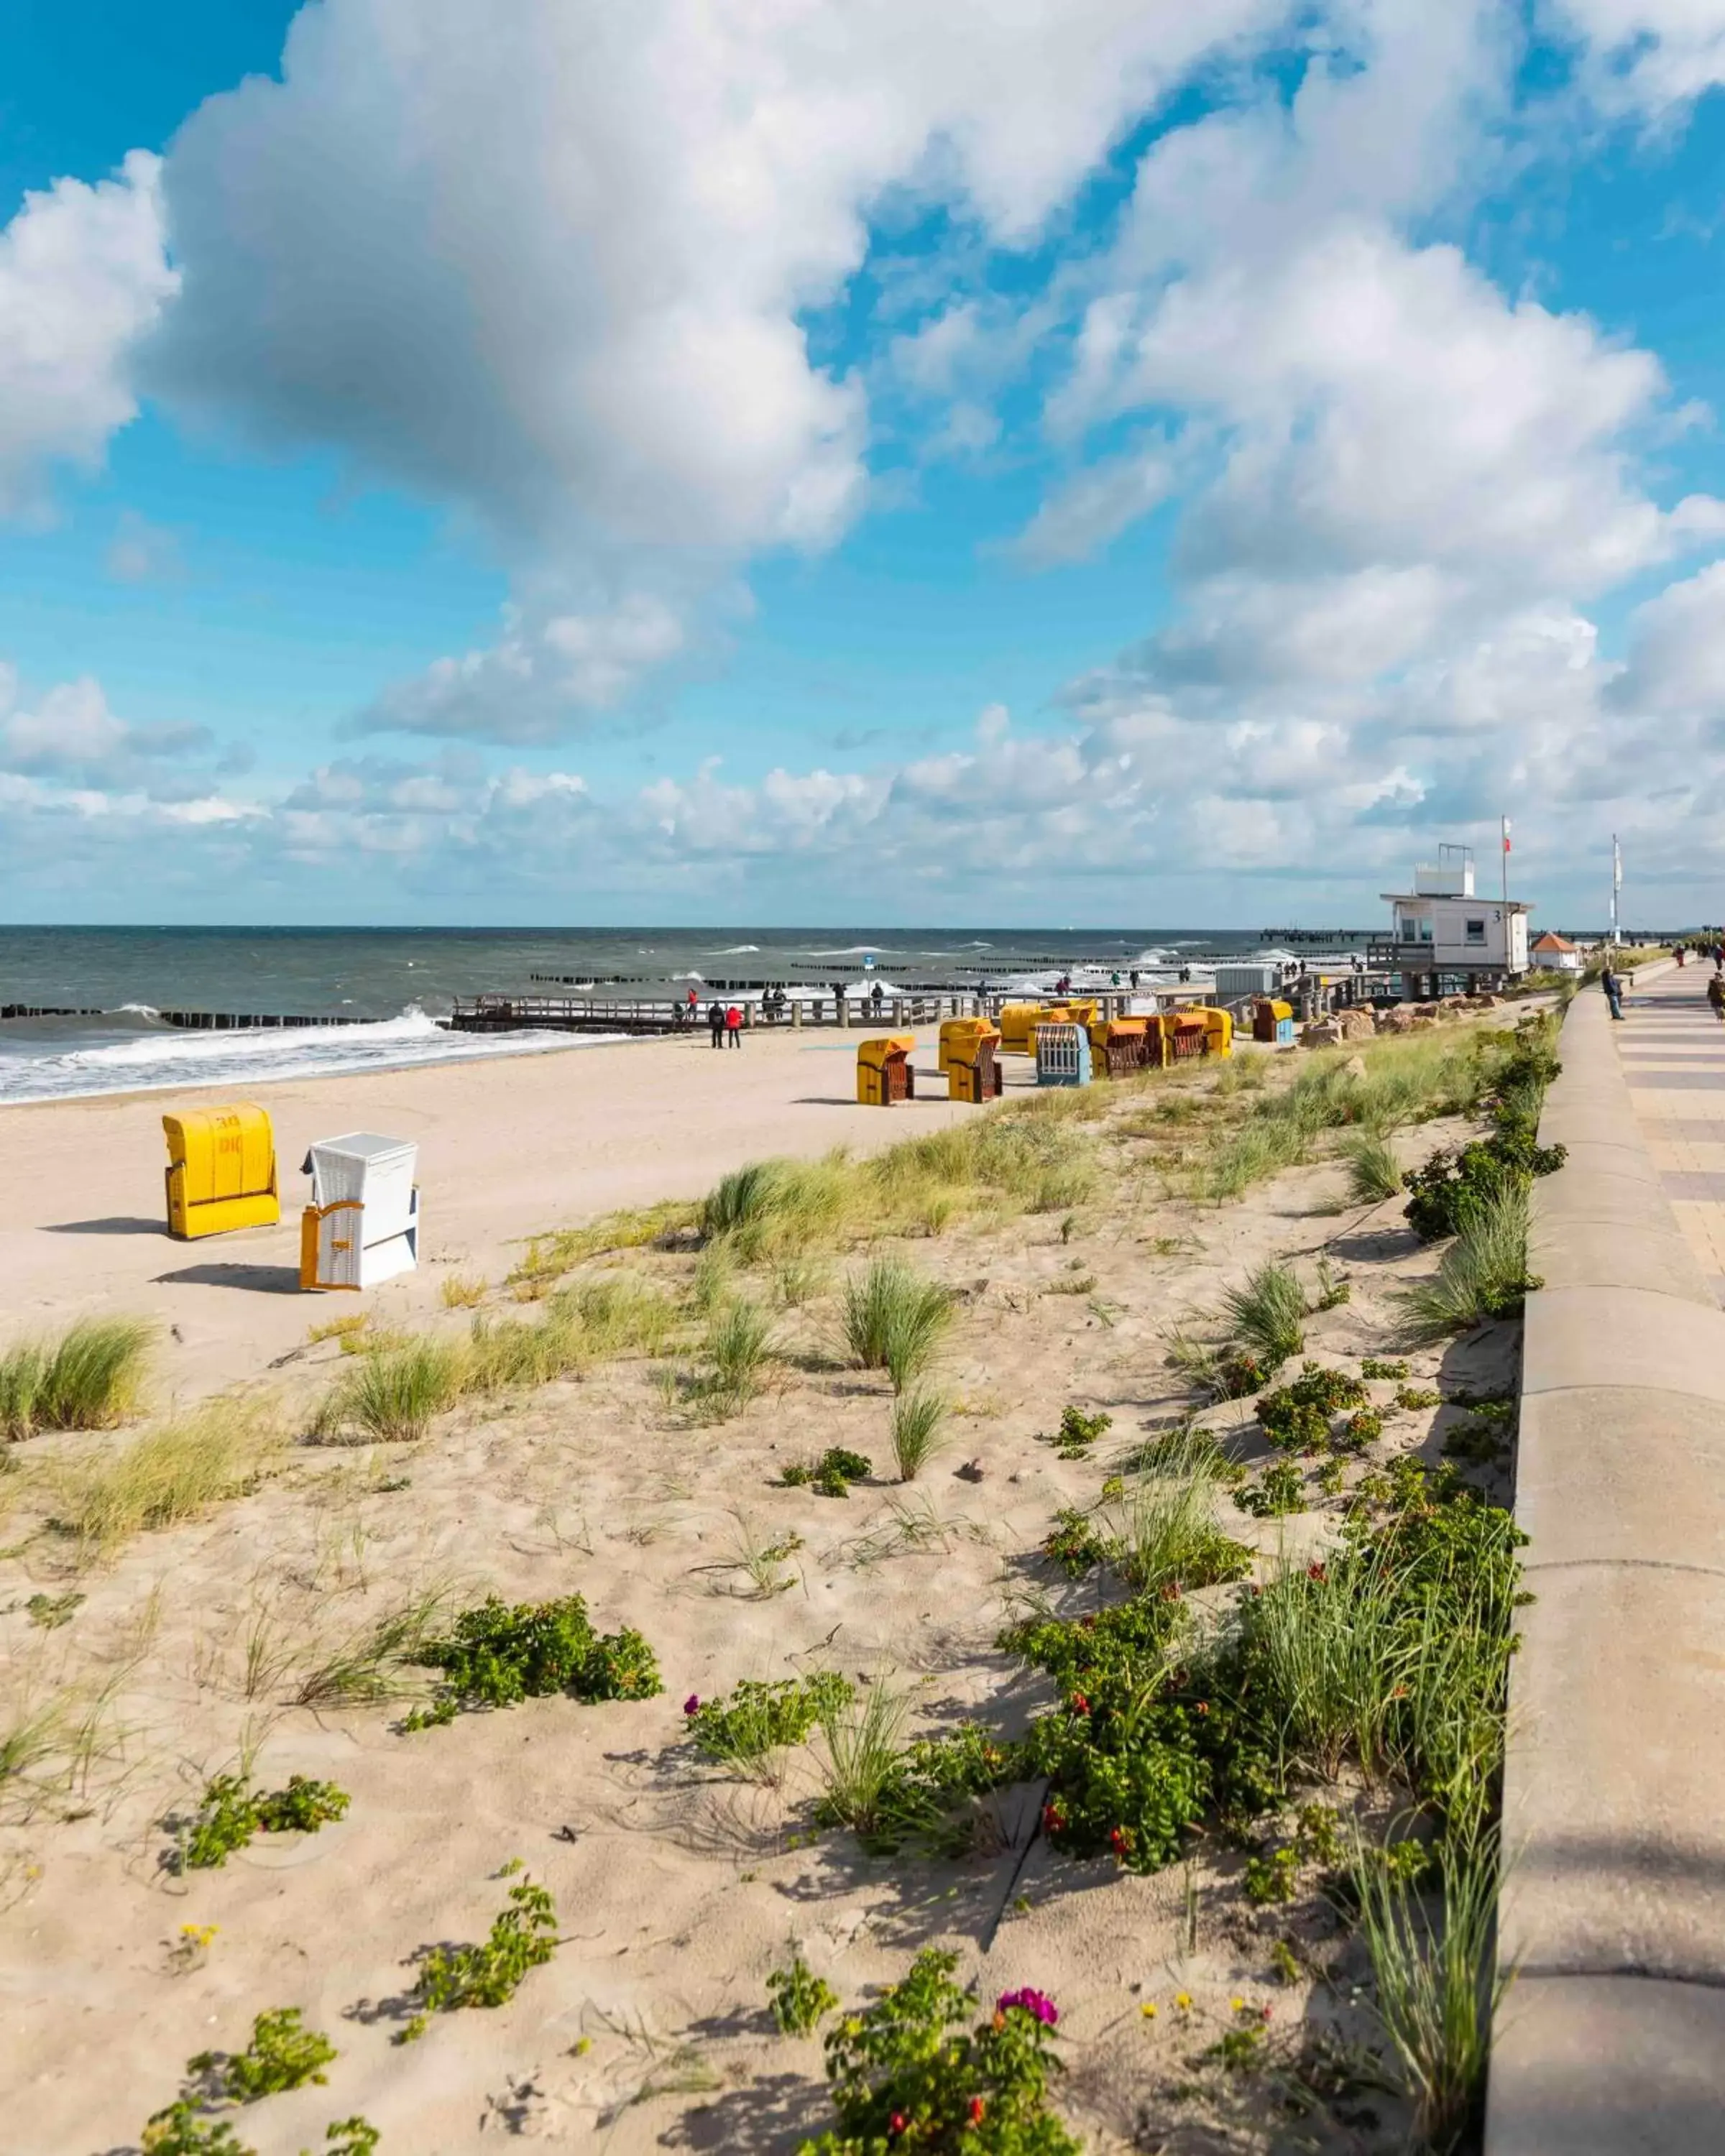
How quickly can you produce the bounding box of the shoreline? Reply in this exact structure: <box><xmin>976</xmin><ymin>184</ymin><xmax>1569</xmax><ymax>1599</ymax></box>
<box><xmin>0</xmin><ymin>1020</ymin><xmax>980</xmax><ymax>1403</ymax></box>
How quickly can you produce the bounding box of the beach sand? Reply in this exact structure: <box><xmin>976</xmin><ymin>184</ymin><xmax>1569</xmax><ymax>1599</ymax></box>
<box><xmin>0</xmin><ymin>1025</ymin><xmax>980</xmax><ymax>1399</ymax></box>
<box><xmin>0</xmin><ymin>1027</ymin><xmax>1516</xmax><ymax>2155</ymax></box>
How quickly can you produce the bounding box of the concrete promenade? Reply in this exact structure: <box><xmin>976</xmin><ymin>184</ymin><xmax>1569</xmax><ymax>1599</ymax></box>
<box><xmin>1488</xmin><ymin>959</ymin><xmax>1725</xmax><ymax>2153</ymax></box>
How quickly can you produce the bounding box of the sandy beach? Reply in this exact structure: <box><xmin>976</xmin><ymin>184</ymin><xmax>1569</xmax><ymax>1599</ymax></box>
<box><xmin>0</xmin><ymin>1017</ymin><xmax>1522</xmax><ymax>2155</ymax></box>
<box><xmin>0</xmin><ymin>1026</ymin><xmax>984</xmax><ymax>1401</ymax></box>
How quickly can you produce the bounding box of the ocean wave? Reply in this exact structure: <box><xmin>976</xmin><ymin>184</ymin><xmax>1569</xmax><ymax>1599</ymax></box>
<box><xmin>802</xmin><ymin>946</ymin><xmax>895</xmax><ymax>957</ymax></box>
<box><xmin>707</xmin><ymin>944</ymin><xmax>761</xmax><ymax>954</ymax></box>
<box><xmin>0</xmin><ymin>1006</ymin><xmax>627</xmax><ymax>1106</ymax></box>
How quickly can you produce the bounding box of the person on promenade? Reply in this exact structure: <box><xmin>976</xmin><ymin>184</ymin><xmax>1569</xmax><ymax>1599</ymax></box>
<box><xmin>686</xmin><ymin>986</ymin><xmax>699</xmax><ymax>1023</ymax></box>
<box><xmin>1601</xmin><ymin>962</ymin><xmax>1624</xmax><ymax>1021</ymax></box>
<box><xmin>1710</xmin><ymin>975</ymin><xmax>1725</xmax><ymax>1024</ymax></box>
<box><xmin>707</xmin><ymin>999</ymin><xmax>724</xmax><ymax>1048</ymax></box>
<box><xmin>724</xmin><ymin>1003</ymin><xmax>743</xmax><ymax>1048</ymax></box>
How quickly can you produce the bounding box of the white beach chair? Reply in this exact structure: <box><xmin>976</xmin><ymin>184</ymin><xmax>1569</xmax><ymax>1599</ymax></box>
<box><xmin>299</xmin><ymin>1131</ymin><xmax>420</xmax><ymax>1290</ymax></box>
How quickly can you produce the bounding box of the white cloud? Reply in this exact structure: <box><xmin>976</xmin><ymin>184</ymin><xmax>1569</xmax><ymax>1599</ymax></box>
<box><xmin>1611</xmin><ymin>558</ymin><xmax>1725</xmax><ymax>714</ymax></box>
<box><xmin>0</xmin><ymin>152</ymin><xmax>178</xmax><ymax>519</ymax></box>
<box><xmin>0</xmin><ymin>671</ymin><xmax>212</xmax><ymax>783</ymax></box>
<box><xmin>1553</xmin><ymin>0</ymin><xmax>1725</xmax><ymax>112</ymax></box>
<box><xmin>1010</xmin><ymin>438</ymin><xmax>1181</xmax><ymax>566</ymax></box>
<box><xmin>138</xmin><ymin>0</ymin><xmax>1287</xmax><ymax>735</ymax></box>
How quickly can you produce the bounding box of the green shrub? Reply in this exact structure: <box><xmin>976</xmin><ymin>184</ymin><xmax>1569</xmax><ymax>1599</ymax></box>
<box><xmin>1243</xmin><ymin>1844</ymin><xmax>1300</xmax><ymax>1904</ymax></box>
<box><xmin>176</xmin><ymin>1773</ymin><xmax>350</xmax><ymax>1872</ymax></box>
<box><xmin>687</xmin><ymin>1674</ymin><xmax>855</xmax><ymax>1771</ymax></box>
<box><xmin>768</xmin><ymin>1953</ymin><xmax>840</xmax><ymax>2037</ymax></box>
<box><xmin>1036</xmin><ymin>1405</ymin><xmax>1112</xmax><ymax>1457</ymax></box>
<box><xmin>0</xmin><ymin>1315</ymin><xmax>155</xmax><ymax>1440</ymax></box>
<box><xmin>398</xmin><ymin>1876</ymin><xmax>560</xmax><ymax>2042</ymax></box>
<box><xmin>1041</xmin><ymin>1508</ymin><xmax>1110</xmax><ymax>1578</ymax></box>
<box><xmin>798</xmin><ymin>1950</ymin><xmax>1080</xmax><ymax>2155</ymax></box>
<box><xmin>1256</xmin><ymin>1362</ymin><xmax>1368</xmax><ymax>1452</ymax></box>
<box><xmin>780</xmin><ymin>1447</ymin><xmax>872</xmax><ymax>1497</ymax></box>
<box><xmin>1362</xmin><ymin>1358</ymin><xmax>1410</xmax><ymax>1380</ymax></box>
<box><xmin>187</xmin><ymin>2007</ymin><xmax>336</xmax><ymax>2102</ymax></box>
<box><xmin>403</xmin><ymin>1594</ymin><xmax>659</xmax><ymax>1728</ymax></box>
<box><xmin>1234</xmin><ymin>1462</ymin><xmax>1305</xmax><ymax>1517</ymax></box>
<box><xmin>142</xmin><ymin>2106</ymin><xmax>255</xmax><ymax>2154</ymax></box>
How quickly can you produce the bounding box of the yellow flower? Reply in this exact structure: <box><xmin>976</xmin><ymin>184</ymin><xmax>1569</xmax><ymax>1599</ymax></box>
<box><xmin>1230</xmin><ymin>1995</ymin><xmax>1245</xmax><ymax>2012</ymax></box>
<box><xmin>1174</xmin><ymin>1991</ymin><xmax>1192</xmax><ymax>2012</ymax></box>
<box><xmin>1140</xmin><ymin>2002</ymin><xmax>1158</xmax><ymax>2019</ymax></box>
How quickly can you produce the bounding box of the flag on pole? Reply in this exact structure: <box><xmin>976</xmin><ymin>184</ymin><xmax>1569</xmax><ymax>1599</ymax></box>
<box><xmin>1502</xmin><ymin>817</ymin><xmax>1512</xmax><ymax>855</ymax></box>
<box><xmin>1614</xmin><ymin>839</ymin><xmax>1622</xmax><ymax>890</ymax></box>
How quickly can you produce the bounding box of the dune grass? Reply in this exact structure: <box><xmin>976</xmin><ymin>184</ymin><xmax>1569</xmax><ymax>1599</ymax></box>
<box><xmin>507</xmin><ymin>1197</ymin><xmax>698</xmax><ymax>1293</ymax></box>
<box><xmin>841</xmin><ymin>1258</ymin><xmax>954</xmax><ymax>1390</ymax></box>
<box><xmin>439</xmin><ymin>1274</ymin><xmax>487</xmax><ymax>1309</ymax></box>
<box><xmin>888</xmin><ymin>1388</ymin><xmax>949</xmax><ymax>1481</ymax></box>
<box><xmin>41</xmin><ymin>1396</ymin><xmax>280</xmax><ymax>1560</ymax></box>
<box><xmin>1399</xmin><ymin>1187</ymin><xmax>1534</xmax><ymax>1342</ymax></box>
<box><xmin>1220</xmin><ymin>1260</ymin><xmax>1308</xmax><ymax>1366</ymax></box>
<box><xmin>314</xmin><ymin>1337</ymin><xmax>467</xmax><ymax>1444</ymax></box>
<box><xmin>0</xmin><ymin>1317</ymin><xmax>155</xmax><ymax>1442</ymax></box>
<box><xmin>1346</xmin><ymin>1130</ymin><xmax>1407</xmax><ymax>1202</ymax></box>
<box><xmin>689</xmin><ymin>1298</ymin><xmax>776</xmax><ymax>1421</ymax></box>
<box><xmin>1355</xmin><ymin>1827</ymin><xmax>1507</xmax><ymax>2153</ymax></box>
<box><xmin>1103</xmin><ymin>1429</ymin><xmax>1246</xmax><ymax>1597</ymax></box>
<box><xmin>292</xmin><ymin>1584</ymin><xmax>458</xmax><ymax>1708</ymax></box>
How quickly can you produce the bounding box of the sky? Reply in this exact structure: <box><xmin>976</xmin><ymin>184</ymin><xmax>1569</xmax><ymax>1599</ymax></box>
<box><xmin>4</xmin><ymin>1</ymin><xmax>1725</xmax><ymax>928</ymax></box>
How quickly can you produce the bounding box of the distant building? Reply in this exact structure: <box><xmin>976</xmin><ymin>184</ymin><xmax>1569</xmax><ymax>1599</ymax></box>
<box><xmin>1371</xmin><ymin>843</ymin><xmax>1532</xmax><ymax>997</ymax></box>
<box><xmin>1530</xmin><ymin>931</ymin><xmax>1583</xmax><ymax>975</ymax></box>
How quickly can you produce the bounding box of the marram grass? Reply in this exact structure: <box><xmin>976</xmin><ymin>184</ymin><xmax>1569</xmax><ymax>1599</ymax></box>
<box><xmin>0</xmin><ymin>1317</ymin><xmax>155</xmax><ymax>1441</ymax></box>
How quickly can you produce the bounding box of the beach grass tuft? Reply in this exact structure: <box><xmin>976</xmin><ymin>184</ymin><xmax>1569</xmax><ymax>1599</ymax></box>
<box><xmin>314</xmin><ymin>1337</ymin><xmax>466</xmax><ymax>1444</ymax></box>
<box><xmin>1220</xmin><ymin>1260</ymin><xmax>1307</xmax><ymax>1366</ymax></box>
<box><xmin>0</xmin><ymin>1317</ymin><xmax>155</xmax><ymax>1442</ymax></box>
<box><xmin>1346</xmin><ymin>1130</ymin><xmax>1407</xmax><ymax>1202</ymax></box>
<box><xmin>840</xmin><ymin>1258</ymin><xmax>954</xmax><ymax>1389</ymax></box>
<box><xmin>1399</xmin><ymin>1187</ymin><xmax>1535</xmax><ymax>1342</ymax></box>
<box><xmin>1355</xmin><ymin>1826</ymin><xmax>1506</xmax><ymax>2153</ymax></box>
<box><xmin>42</xmin><ymin>1396</ymin><xmax>280</xmax><ymax>1560</ymax></box>
<box><xmin>888</xmin><ymin>1388</ymin><xmax>949</xmax><ymax>1481</ymax></box>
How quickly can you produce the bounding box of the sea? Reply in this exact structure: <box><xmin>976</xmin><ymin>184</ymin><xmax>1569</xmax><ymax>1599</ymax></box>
<box><xmin>0</xmin><ymin>924</ymin><xmax>1328</xmax><ymax>1106</ymax></box>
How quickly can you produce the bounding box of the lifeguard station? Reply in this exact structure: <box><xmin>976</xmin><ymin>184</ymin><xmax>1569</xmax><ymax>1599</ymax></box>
<box><xmin>300</xmin><ymin>1131</ymin><xmax>420</xmax><ymax>1290</ymax></box>
<box><xmin>939</xmin><ymin>1018</ymin><xmax>1003</xmax><ymax>1103</ymax></box>
<box><xmin>162</xmin><ymin>1105</ymin><xmax>280</xmax><ymax>1240</ymax></box>
<box><xmin>856</xmin><ymin>1036</ymin><xmax>916</xmax><ymax>1107</ymax></box>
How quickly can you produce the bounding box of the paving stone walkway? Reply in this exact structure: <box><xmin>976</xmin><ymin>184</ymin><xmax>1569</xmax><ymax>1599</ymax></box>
<box><xmin>1616</xmin><ymin>961</ymin><xmax>1725</xmax><ymax>1299</ymax></box>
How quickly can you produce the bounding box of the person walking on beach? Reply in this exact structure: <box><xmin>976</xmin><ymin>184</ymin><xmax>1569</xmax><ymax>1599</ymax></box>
<box><xmin>724</xmin><ymin>1003</ymin><xmax>743</xmax><ymax>1048</ymax></box>
<box><xmin>707</xmin><ymin>1000</ymin><xmax>724</xmax><ymax>1048</ymax></box>
<box><xmin>1601</xmin><ymin>962</ymin><xmax>1624</xmax><ymax>1022</ymax></box>
<box><xmin>1709</xmin><ymin>975</ymin><xmax>1725</xmax><ymax>1024</ymax></box>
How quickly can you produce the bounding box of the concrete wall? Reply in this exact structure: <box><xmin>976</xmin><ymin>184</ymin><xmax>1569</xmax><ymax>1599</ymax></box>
<box><xmin>1487</xmin><ymin>970</ymin><xmax>1725</xmax><ymax>2153</ymax></box>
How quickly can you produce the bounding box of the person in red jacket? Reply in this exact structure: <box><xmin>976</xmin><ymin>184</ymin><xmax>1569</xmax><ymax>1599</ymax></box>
<box><xmin>724</xmin><ymin>1003</ymin><xmax>743</xmax><ymax>1048</ymax></box>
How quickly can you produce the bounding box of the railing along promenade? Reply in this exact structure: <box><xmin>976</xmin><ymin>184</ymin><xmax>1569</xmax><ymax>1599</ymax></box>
<box><xmin>1488</xmin><ymin>959</ymin><xmax>1725</xmax><ymax>2152</ymax></box>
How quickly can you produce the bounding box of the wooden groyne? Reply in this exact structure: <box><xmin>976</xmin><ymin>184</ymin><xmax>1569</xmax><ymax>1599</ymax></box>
<box><xmin>156</xmin><ymin>1010</ymin><xmax>367</xmax><ymax>1031</ymax></box>
<box><xmin>0</xmin><ymin>1003</ymin><xmax>105</xmax><ymax>1021</ymax></box>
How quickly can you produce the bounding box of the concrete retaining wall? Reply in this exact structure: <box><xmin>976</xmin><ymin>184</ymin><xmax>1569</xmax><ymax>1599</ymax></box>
<box><xmin>1487</xmin><ymin>972</ymin><xmax>1725</xmax><ymax>2153</ymax></box>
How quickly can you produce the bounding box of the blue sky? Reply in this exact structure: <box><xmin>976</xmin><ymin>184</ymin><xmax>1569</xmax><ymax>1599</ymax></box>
<box><xmin>3</xmin><ymin>0</ymin><xmax>1725</xmax><ymax>927</ymax></box>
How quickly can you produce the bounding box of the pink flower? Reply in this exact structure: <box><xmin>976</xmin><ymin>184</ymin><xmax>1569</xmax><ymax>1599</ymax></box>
<box><xmin>683</xmin><ymin>1695</ymin><xmax>701</xmax><ymax>1716</ymax></box>
<box><xmin>997</xmin><ymin>1986</ymin><xmax>1059</xmax><ymax>2026</ymax></box>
